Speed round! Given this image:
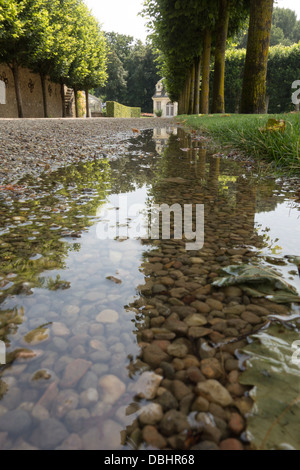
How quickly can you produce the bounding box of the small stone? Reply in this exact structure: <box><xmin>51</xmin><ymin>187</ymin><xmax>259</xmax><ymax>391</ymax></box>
<box><xmin>139</xmin><ymin>403</ymin><xmax>163</xmax><ymax>425</ymax></box>
<box><xmin>156</xmin><ymin>391</ymin><xmax>178</xmax><ymax>411</ymax></box>
<box><xmin>196</xmin><ymin>380</ymin><xmax>233</xmax><ymax>407</ymax></box>
<box><xmin>191</xmin><ymin>440</ymin><xmax>220</xmax><ymax>451</ymax></box>
<box><xmin>186</xmin><ymin>367</ymin><xmax>206</xmax><ymax>384</ymax></box>
<box><xmin>191</xmin><ymin>396</ymin><xmax>210</xmax><ymax>412</ymax></box>
<box><xmin>223</xmin><ymin>305</ymin><xmax>246</xmax><ymax>315</ymax></box>
<box><xmin>188</xmin><ymin>327</ymin><xmax>213</xmax><ymax>339</ymax></box>
<box><xmin>171</xmin><ymin>380</ymin><xmax>192</xmax><ymax>401</ymax></box>
<box><xmin>53</xmin><ymin>390</ymin><xmax>79</xmax><ymax>418</ymax></box>
<box><xmin>167</xmin><ymin>342</ymin><xmax>188</xmax><ymax>358</ymax></box>
<box><xmin>30</xmin><ymin>418</ymin><xmax>68</xmax><ymax>449</ymax></box>
<box><xmin>169</xmin><ymin>287</ymin><xmax>189</xmax><ymax>299</ymax></box>
<box><xmin>190</xmin><ymin>301</ymin><xmax>211</xmax><ymax>314</ymax></box>
<box><xmin>61</xmin><ymin>359</ymin><xmax>92</xmax><ymax>388</ymax></box>
<box><xmin>184</xmin><ymin>314</ymin><xmax>208</xmax><ymax>327</ymax></box>
<box><xmin>132</xmin><ymin>372</ymin><xmax>163</xmax><ymax>400</ymax></box>
<box><xmin>65</xmin><ymin>409</ymin><xmax>90</xmax><ymax>433</ymax></box>
<box><xmin>32</xmin><ymin>404</ymin><xmax>50</xmax><ymax>421</ymax></box>
<box><xmin>101</xmin><ymin>420</ymin><xmax>123</xmax><ymax>450</ymax></box>
<box><xmin>56</xmin><ymin>433</ymin><xmax>83</xmax><ymax>450</ymax></box>
<box><xmin>52</xmin><ymin>322</ymin><xmax>70</xmax><ymax>337</ymax></box>
<box><xmin>219</xmin><ymin>438</ymin><xmax>244</xmax><ymax>450</ymax></box>
<box><xmin>223</xmin><ymin>287</ymin><xmax>243</xmax><ymax>297</ymax></box>
<box><xmin>229</xmin><ymin>413</ymin><xmax>245</xmax><ymax>435</ymax></box>
<box><xmin>159</xmin><ymin>410</ymin><xmax>190</xmax><ymax>436</ymax></box>
<box><xmin>96</xmin><ymin>309</ymin><xmax>119</xmax><ymax>324</ymax></box>
<box><xmin>80</xmin><ymin>388</ymin><xmax>99</xmax><ymax>407</ymax></box>
<box><xmin>0</xmin><ymin>410</ymin><xmax>32</xmax><ymax>435</ymax></box>
<box><xmin>99</xmin><ymin>375</ymin><xmax>126</xmax><ymax>405</ymax></box>
<box><xmin>143</xmin><ymin>344</ymin><xmax>170</xmax><ymax>368</ymax></box>
<box><xmin>241</xmin><ymin>311</ymin><xmax>261</xmax><ymax>325</ymax></box>
<box><xmin>142</xmin><ymin>425</ymin><xmax>167</xmax><ymax>449</ymax></box>
<box><xmin>200</xmin><ymin>358</ymin><xmax>223</xmax><ymax>379</ymax></box>
<box><xmin>206</xmin><ymin>298</ymin><xmax>223</xmax><ymax>311</ymax></box>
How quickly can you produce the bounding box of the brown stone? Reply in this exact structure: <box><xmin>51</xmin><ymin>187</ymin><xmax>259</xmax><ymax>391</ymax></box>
<box><xmin>61</xmin><ymin>359</ymin><xmax>92</xmax><ymax>388</ymax></box>
<box><xmin>229</xmin><ymin>413</ymin><xmax>245</xmax><ymax>435</ymax></box>
<box><xmin>219</xmin><ymin>438</ymin><xmax>244</xmax><ymax>450</ymax></box>
<box><xmin>142</xmin><ymin>425</ymin><xmax>167</xmax><ymax>449</ymax></box>
<box><xmin>200</xmin><ymin>358</ymin><xmax>223</xmax><ymax>379</ymax></box>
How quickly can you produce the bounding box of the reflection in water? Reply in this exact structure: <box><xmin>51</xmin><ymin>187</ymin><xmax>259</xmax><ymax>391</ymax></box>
<box><xmin>0</xmin><ymin>128</ymin><xmax>299</xmax><ymax>450</ymax></box>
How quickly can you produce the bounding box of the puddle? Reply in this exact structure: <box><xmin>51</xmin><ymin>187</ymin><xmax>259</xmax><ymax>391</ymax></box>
<box><xmin>0</xmin><ymin>127</ymin><xmax>299</xmax><ymax>450</ymax></box>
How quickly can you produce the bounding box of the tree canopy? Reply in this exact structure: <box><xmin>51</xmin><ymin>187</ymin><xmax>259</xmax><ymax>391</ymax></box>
<box><xmin>0</xmin><ymin>0</ymin><xmax>108</xmax><ymax>117</ymax></box>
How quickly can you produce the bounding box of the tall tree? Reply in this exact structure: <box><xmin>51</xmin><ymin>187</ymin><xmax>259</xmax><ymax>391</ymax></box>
<box><xmin>0</xmin><ymin>0</ymin><xmax>51</xmax><ymax>117</ymax></box>
<box><xmin>241</xmin><ymin>0</ymin><xmax>274</xmax><ymax>113</ymax></box>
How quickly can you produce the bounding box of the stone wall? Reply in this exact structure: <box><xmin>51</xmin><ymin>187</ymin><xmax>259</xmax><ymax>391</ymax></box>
<box><xmin>0</xmin><ymin>64</ymin><xmax>63</xmax><ymax>118</ymax></box>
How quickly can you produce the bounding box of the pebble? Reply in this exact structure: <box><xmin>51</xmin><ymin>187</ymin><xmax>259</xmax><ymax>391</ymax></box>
<box><xmin>196</xmin><ymin>380</ymin><xmax>233</xmax><ymax>407</ymax></box>
<box><xmin>143</xmin><ymin>344</ymin><xmax>170</xmax><ymax>368</ymax></box>
<box><xmin>96</xmin><ymin>309</ymin><xmax>119</xmax><ymax>324</ymax></box>
<box><xmin>132</xmin><ymin>372</ymin><xmax>163</xmax><ymax>400</ymax></box>
<box><xmin>219</xmin><ymin>438</ymin><xmax>244</xmax><ymax>450</ymax></box>
<box><xmin>99</xmin><ymin>375</ymin><xmax>126</xmax><ymax>405</ymax></box>
<box><xmin>0</xmin><ymin>410</ymin><xmax>32</xmax><ymax>435</ymax></box>
<box><xmin>184</xmin><ymin>314</ymin><xmax>207</xmax><ymax>327</ymax></box>
<box><xmin>139</xmin><ymin>403</ymin><xmax>164</xmax><ymax>425</ymax></box>
<box><xmin>200</xmin><ymin>358</ymin><xmax>223</xmax><ymax>379</ymax></box>
<box><xmin>61</xmin><ymin>359</ymin><xmax>92</xmax><ymax>388</ymax></box>
<box><xmin>30</xmin><ymin>418</ymin><xmax>69</xmax><ymax>449</ymax></box>
<box><xmin>229</xmin><ymin>413</ymin><xmax>245</xmax><ymax>435</ymax></box>
<box><xmin>159</xmin><ymin>410</ymin><xmax>190</xmax><ymax>436</ymax></box>
<box><xmin>142</xmin><ymin>425</ymin><xmax>167</xmax><ymax>449</ymax></box>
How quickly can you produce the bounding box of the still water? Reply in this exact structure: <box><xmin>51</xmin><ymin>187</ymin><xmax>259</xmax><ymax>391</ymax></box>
<box><xmin>0</xmin><ymin>128</ymin><xmax>299</xmax><ymax>450</ymax></box>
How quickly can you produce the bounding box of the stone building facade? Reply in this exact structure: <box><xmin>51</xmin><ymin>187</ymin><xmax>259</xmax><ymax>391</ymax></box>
<box><xmin>0</xmin><ymin>64</ymin><xmax>66</xmax><ymax>118</ymax></box>
<box><xmin>152</xmin><ymin>79</ymin><xmax>178</xmax><ymax>118</ymax></box>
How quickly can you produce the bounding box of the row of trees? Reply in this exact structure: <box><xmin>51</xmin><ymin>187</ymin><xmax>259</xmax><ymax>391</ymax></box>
<box><xmin>223</xmin><ymin>43</ymin><xmax>300</xmax><ymax>114</ymax></box>
<box><xmin>92</xmin><ymin>32</ymin><xmax>160</xmax><ymax>113</ymax></box>
<box><xmin>142</xmin><ymin>0</ymin><xmax>275</xmax><ymax>115</ymax></box>
<box><xmin>0</xmin><ymin>0</ymin><xmax>107</xmax><ymax>118</ymax></box>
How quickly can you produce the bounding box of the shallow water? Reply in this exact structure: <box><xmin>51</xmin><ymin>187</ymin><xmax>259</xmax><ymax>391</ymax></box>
<box><xmin>0</xmin><ymin>127</ymin><xmax>299</xmax><ymax>450</ymax></box>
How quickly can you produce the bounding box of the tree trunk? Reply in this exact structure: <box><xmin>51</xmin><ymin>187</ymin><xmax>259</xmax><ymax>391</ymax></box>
<box><xmin>189</xmin><ymin>63</ymin><xmax>196</xmax><ymax>115</ymax></box>
<box><xmin>200</xmin><ymin>30</ymin><xmax>212</xmax><ymax>114</ymax></box>
<box><xmin>241</xmin><ymin>0</ymin><xmax>274</xmax><ymax>114</ymax></box>
<box><xmin>85</xmin><ymin>88</ymin><xmax>90</xmax><ymax>118</ymax></box>
<box><xmin>40</xmin><ymin>73</ymin><xmax>48</xmax><ymax>118</ymax></box>
<box><xmin>212</xmin><ymin>0</ymin><xmax>230</xmax><ymax>114</ymax></box>
<box><xmin>61</xmin><ymin>83</ymin><xmax>66</xmax><ymax>117</ymax></box>
<box><xmin>74</xmin><ymin>86</ymin><xmax>79</xmax><ymax>118</ymax></box>
<box><xmin>178</xmin><ymin>91</ymin><xmax>185</xmax><ymax>115</ymax></box>
<box><xmin>11</xmin><ymin>60</ymin><xmax>24</xmax><ymax>118</ymax></box>
<box><xmin>193</xmin><ymin>56</ymin><xmax>201</xmax><ymax>115</ymax></box>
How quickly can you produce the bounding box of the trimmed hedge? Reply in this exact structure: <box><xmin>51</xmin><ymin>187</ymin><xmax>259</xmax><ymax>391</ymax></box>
<box><xmin>106</xmin><ymin>101</ymin><xmax>141</xmax><ymax>118</ymax></box>
<box><xmin>219</xmin><ymin>43</ymin><xmax>300</xmax><ymax>113</ymax></box>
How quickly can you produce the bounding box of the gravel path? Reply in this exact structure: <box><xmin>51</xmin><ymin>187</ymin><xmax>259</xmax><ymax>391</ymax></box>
<box><xmin>0</xmin><ymin>117</ymin><xmax>176</xmax><ymax>185</ymax></box>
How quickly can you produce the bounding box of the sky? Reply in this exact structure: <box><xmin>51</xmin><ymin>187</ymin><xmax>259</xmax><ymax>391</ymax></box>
<box><xmin>84</xmin><ymin>0</ymin><xmax>300</xmax><ymax>43</ymax></box>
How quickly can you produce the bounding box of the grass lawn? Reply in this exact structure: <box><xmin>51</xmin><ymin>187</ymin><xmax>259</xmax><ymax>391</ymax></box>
<box><xmin>177</xmin><ymin>113</ymin><xmax>300</xmax><ymax>174</ymax></box>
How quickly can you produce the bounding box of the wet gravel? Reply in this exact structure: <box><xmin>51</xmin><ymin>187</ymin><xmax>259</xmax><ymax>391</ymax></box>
<box><xmin>0</xmin><ymin>118</ymin><xmax>176</xmax><ymax>185</ymax></box>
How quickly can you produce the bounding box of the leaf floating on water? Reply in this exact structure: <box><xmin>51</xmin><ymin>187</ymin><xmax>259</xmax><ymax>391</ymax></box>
<box><xmin>212</xmin><ymin>264</ymin><xmax>300</xmax><ymax>304</ymax></box>
<box><xmin>240</xmin><ymin>324</ymin><xmax>300</xmax><ymax>450</ymax></box>
<box><xmin>106</xmin><ymin>276</ymin><xmax>122</xmax><ymax>285</ymax></box>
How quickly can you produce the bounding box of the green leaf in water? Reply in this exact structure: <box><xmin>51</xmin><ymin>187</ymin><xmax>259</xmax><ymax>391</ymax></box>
<box><xmin>212</xmin><ymin>265</ymin><xmax>300</xmax><ymax>304</ymax></box>
<box><xmin>240</xmin><ymin>324</ymin><xmax>300</xmax><ymax>450</ymax></box>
